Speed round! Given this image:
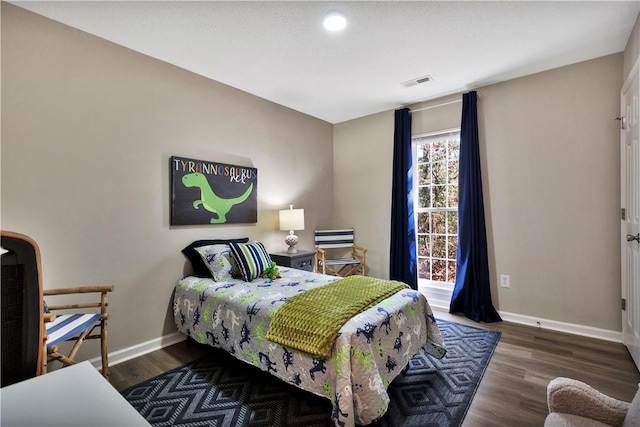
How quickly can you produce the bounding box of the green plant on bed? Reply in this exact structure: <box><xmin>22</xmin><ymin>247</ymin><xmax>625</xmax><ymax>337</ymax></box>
<box><xmin>260</xmin><ymin>262</ymin><xmax>281</xmax><ymax>280</ymax></box>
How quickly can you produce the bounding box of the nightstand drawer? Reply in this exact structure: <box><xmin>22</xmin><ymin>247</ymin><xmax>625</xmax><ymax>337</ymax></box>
<box><xmin>290</xmin><ymin>255</ymin><xmax>314</xmax><ymax>271</ymax></box>
<box><xmin>270</xmin><ymin>251</ymin><xmax>315</xmax><ymax>272</ymax></box>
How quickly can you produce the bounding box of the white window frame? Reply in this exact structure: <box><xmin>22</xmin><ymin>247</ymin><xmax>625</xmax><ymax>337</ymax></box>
<box><xmin>412</xmin><ymin>128</ymin><xmax>460</xmax><ymax>309</ymax></box>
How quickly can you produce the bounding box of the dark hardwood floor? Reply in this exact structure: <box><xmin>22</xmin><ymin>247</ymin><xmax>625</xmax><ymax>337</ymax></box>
<box><xmin>109</xmin><ymin>310</ymin><xmax>640</xmax><ymax>426</ymax></box>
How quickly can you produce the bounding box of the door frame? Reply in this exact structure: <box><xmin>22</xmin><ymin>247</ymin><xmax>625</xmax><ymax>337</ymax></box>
<box><xmin>621</xmin><ymin>55</ymin><xmax>640</xmax><ymax>371</ymax></box>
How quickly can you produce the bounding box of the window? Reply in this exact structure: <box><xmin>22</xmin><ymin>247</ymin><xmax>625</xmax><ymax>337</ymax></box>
<box><xmin>413</xmin><ymin>130</ymin><xmax>460</xmax><ymax>286</ymax></box>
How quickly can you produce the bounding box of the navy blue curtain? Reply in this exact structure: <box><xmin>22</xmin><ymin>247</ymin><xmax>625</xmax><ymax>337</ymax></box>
<box><xmin>450</xmin><ymin>91</ymin><xmax>501</xmax><ymax>322</ymax></box>
<box><xmin>390</xmin><ymin>108</ymin><xmax>417</xmax><ymax>290</ymax></box>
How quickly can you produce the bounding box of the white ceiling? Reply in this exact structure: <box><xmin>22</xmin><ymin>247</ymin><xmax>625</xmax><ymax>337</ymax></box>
<box><xmin>10</xmin><ymin>1</ymin><xmax>640</xmax><ymax>124</ymax></box>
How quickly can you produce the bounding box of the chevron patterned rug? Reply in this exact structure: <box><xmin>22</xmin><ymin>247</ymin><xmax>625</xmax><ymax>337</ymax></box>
<box><xmin>121</xmin><ymin>319</ymin><xmax>500</xmax><ymax>427</ymax></box>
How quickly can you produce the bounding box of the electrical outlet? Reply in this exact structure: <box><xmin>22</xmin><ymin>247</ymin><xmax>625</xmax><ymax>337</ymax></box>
<box><xmin>500</xmin><ymin>274</ymin><xmax>510</xmax><ymax>288</ymax></box>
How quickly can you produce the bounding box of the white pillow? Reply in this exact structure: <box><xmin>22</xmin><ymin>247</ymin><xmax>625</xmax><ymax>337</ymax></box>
<box><xmin>194</xmin><ymin>244</ymin><xmax>236</xmax><ymax>281</ymax></box>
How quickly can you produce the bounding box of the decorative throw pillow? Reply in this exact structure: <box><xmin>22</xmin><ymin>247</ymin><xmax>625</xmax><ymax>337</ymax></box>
<box><xmin>182</xmin><ymin>238</ymin><xmax>249</xmax><ymax>277</ymax></box>
<box><xmin>229</xmin><ymin>241</ymin><xmax>272</xmax><ymax>282</ymax></box>
<box><xmin>194</xmin><ymin>244</ymin><xmax>236</xmax><ymax>282</ymax></box>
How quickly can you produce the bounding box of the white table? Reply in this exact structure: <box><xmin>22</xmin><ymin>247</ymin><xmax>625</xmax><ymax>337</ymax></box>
<box><xmin>0</xmin><ymin>361</ymin><xmax>150</xmax><ymax>426</ymax></box>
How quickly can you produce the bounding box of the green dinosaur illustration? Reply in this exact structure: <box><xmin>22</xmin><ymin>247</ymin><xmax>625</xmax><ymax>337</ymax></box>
<box><xmin>334</xmin><ymin>344</ymin><xmax>348</xmax><ymax>374</ymax></box>
<box><xmin>254</xmin><ymin>318</ymin><xmax>267</xmax><ymax>343</ymax></box>
<box><xmin>203</xmin><ymin>304</ymin><xmax>212</xmax><ymax>324</ymax></box>
<box><xmin>182</xmin><ymin>172</ymin><xmax>254</xmax><ymax>224</ymax></box>
<box><xmin>239</xmin><ymin>294</ymin><xmax>259</xmax><ymax>305</ymax></box>
<box><xmin>321</xmin><ymin>381</ymin><xmax>335</xmax><ymax>400</ymax></box>
<box><xmin>353</xmin><ymin>349</ymin><xmax>373</xmax><ymax>371</ymax></box>
<box><xmin>246</xmin><ymin>349</ymin><xmax>258</xmax><ymax>366</ymax></box>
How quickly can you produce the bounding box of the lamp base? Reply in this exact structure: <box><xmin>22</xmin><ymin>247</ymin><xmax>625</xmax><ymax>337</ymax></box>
<box><xmin>285</xmin><ymin>232</ymin><xmax>298</xmax><ymax>254</ymax></box>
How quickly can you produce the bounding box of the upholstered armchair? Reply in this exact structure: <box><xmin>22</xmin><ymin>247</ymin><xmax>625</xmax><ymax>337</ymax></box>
<box><xmin>545</xmin><ymin>377</ymin><xmax>640</xmax><ymax>427</ymax></box>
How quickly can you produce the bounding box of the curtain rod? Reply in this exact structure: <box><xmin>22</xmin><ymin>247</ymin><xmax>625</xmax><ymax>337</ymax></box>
<box><xmin>409</xmin><ymin>99</ymin><xmax>462</xmax><ymax>114</ymax></box>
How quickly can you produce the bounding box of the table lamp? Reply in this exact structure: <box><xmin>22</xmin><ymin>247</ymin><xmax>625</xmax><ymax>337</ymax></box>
<box><xmin>279</xmin><ymin>205</ymin><xmax>305</xmax><ymax>253</ymax></box>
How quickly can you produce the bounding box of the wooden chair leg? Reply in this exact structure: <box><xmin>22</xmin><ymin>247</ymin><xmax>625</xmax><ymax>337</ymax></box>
<box><xmin>47</xmin><ymin>344</ymin><xmax>76</xmax><ymax>368</ymax></box>
<box><xmin>67</xmin><ymin>329</ymin><xmax>92</xmax><ymax>361</ymax></box>
<box><xmin>337</xmin><ymin>264</ymin><xmax>359</xmax><ymax>277</ymax></box>
<box><xmin>50</xmin><ymin>352</ymin><xmax>77</xmax><ymax>367</ymax></box>
<box><xmin>100</xmin><ymin>319</ymin><xmax>109</xmax><ymax>380</ymax></box>
<box><xmin>41</xmin><ymin>343</ymin><xmax>49</xmax><ymax>374</ymax></box>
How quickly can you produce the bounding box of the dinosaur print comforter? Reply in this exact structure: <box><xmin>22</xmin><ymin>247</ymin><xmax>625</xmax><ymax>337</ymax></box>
<box><xmin>173</xmin><ymin>267</ymin><xmax>445</xmax><ymax>427</ymax></box>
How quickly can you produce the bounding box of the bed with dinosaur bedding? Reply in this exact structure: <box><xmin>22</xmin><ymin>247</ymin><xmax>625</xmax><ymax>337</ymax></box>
<box><xmin>173</xmin><ymin>239</ymin><xmax>446</xmax><ymax>427</ymax></box>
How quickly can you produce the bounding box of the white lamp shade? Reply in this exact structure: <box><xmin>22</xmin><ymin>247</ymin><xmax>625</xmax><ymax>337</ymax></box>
<box><xmin>279</xmin><ymin>209</ymin><xmax>305</xmax><ymax>231</ymax></box>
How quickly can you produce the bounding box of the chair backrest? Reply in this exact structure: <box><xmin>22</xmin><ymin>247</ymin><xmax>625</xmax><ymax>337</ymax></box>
<box><xmin>315</xmin><ymin>229</ymin><xmax>355</xmax><ymax>249</ymax></box>
<box><xmin>1</xmin><ymin>231</ymin><xmax>44</xmax><ymax>386</ymax></box>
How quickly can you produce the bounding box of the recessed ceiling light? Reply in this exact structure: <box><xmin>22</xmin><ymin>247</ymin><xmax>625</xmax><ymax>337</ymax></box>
<box><xmin>323</xmin><ymin>12</ymin><xmax>347</xmax><ymax>32</ymax></box>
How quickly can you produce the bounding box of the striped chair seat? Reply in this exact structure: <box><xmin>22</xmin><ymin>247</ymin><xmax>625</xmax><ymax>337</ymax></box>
<box><xmin>324</xmin><ymin>257</ymin><xmax>361</xmax><ymax>265</ymax></box>
<box><xmin>46</xmin><ymin>313</ymin><xmax>102</xmax><ymax>349</ymax></box>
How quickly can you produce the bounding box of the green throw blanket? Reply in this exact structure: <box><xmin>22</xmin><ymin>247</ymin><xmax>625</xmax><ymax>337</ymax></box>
<box><xmin>266</xmin><ymin>275</ymin><xmax>409</xmax><ymax>358</ymax></box>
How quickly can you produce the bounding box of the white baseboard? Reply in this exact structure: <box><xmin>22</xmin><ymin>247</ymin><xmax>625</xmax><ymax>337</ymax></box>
<box><xmin>429</xmin><ymin>305</ymin><xmax>622</xmax><ymax>343</ymax></box>
<box><xmin>88</xmin><ymin>332</ymin><xmax>186</xmax><ymax>370</ymax></box>
<box><xmin>420</xmin><ymin>286</ymin><xmax>622</xmax><ymax>343</ymax></box>
<box><xmin>497</xmin><ymin>311</ymin><xmax>622</xmax><ymax>343</ymax></box>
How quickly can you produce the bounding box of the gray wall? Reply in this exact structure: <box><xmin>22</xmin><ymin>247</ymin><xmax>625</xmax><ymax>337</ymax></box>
<box><xmin>334</xmin><ymin>53</ymin><xmax>623</xmax><ymax>332</ymax></box>
<box><xmin>1</xmin><ymin>4</ymin><xmax>334</xmax><ymax>358</ymax></box>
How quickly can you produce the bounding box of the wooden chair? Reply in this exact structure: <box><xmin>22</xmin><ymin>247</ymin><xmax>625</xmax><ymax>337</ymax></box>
<box><xmin>314</xmin><ymin>229</ymin><xmax>367</xmax><ymax>277</ymax></box>
<box><xmin>44</xmin><ymin>284</ymin><xmax>114</xmax><ymax>380</ymax></box>
<box><xmin>0</xmin><ymin>231</ymin><xmax>113</xmax><ymax>381</ymax></box>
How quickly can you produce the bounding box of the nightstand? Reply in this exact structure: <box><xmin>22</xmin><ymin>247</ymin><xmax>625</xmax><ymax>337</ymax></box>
<box><xmin>270</xmin><ymin>250</ymin><xmax>315</xmax><ymax>272</ymax></box>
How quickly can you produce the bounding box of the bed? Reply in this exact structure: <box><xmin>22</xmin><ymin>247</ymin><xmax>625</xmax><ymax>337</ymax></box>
<box><xmin>173</xmin><ymin>241</ymin><xmax>445</xmax><ymax>427</ymax></box>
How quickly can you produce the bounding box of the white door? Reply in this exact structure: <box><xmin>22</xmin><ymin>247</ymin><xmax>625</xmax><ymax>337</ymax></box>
<box><xmin>622</xmin><ymin>62</ymin><xmax>640</xmax><ymax>370</ymax></box>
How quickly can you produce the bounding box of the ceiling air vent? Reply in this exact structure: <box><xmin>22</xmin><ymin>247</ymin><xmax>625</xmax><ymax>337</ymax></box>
<box><xmin>401</xmin><ymin>75</ymin><xmax>432</xmax><ymax>88</ymax></box>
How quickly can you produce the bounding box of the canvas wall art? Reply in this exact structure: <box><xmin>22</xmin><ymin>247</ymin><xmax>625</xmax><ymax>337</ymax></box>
<box><xmin>171</xmin><ymin>156</ymin><xmax>257</xmax><ymax>225</ymax></box>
